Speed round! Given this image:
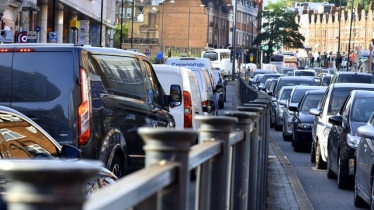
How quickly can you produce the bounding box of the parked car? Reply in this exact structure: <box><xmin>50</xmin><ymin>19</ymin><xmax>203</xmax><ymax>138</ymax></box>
<box><xmin>327</xmin><ymin>90</ymin><xmax>374</xmax><ymax>189</ymax></box>
<box><xmin>330</xmin><ymin>72</ymin><xmax>374</xmax><ymax>84</ymax></box>
<box><xmin>258</xmin><ymin>74</ymin><xmax>282</xmax><ymax>91</ymax></box>
<box><xmin>281</xmin><ymin>86</ymin><xmax>325</xmax><ymax>140</ymax></box>
<box><xmin>0</xmin><ymin>105</ymin><xmax>117</xmax><ymax>197</ymax></box>
<box><xmin>354</xmin><ymin>113</ymin><xmax>374</xmax><ymax>208</ymax></box>
<box><xmin>213</xmin><ymin>70</ymin><xmax>228</xmax><ymax>108</ymax></box>
<box><xmin>0</xmin><ymin>44</ymin><xmax>181</xmax><ymax>178</ymax></box>
<box><xmin>289</xmin><ymin>89</ymin><xmax>326</xmax><ymax>152</ymax></box>
<box><xmin>153</xmin><ymin>64</ymin><xmax>204</xmax><ymax>129</ymax></box>
<box><xmin>310</xmin><ymin>83</ymin><xmax>374</xmax><ymax>169</ymax></box>
<box><xmin>271</xmin><ymin>86</ymin><xmax>293</xmax><ymax>129</ymax></box>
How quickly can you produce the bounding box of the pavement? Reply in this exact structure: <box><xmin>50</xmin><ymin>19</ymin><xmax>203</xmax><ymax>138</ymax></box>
<box><xmin>226</xmin><ymin>80</ymin><xmax>314</xmax><ymax>210</ymax></box>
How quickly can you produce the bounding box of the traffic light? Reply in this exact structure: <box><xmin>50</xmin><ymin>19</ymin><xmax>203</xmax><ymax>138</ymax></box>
<box><xmin>230</xmin><ymin>50</ymin><xmax>234</xmax><ymax>62</ymax></box>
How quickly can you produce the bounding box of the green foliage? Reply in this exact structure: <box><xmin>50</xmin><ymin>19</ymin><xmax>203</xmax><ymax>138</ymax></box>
<box><xmin>113</xmin><ymin>23</ymin><xmax>128</xmax><ymax>49</ymax></box>
<box><xmin>253</xmin><ymin>3</ymin><xmax>305</xmax><ymax>61</ymax></box>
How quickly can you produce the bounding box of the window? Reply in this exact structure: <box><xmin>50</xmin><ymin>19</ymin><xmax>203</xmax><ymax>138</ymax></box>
<box><xmin>142</xmin><ymin>61</ymin><xmax>160</xmax><ymax>104</ymax></box>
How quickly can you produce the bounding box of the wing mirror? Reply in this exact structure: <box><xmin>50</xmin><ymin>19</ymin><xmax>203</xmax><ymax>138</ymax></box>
<box><xmin>60</xmin><ymin>144</ymin><xmax>81</xmax><ymax>159</ymax></box>
<box><xmin>357</xmin><ymin>125</ymin><xmax>374</xmax><ymax>138</ymax></box>
<box><xmin>309</xmin><ymin>108</ymin><xmax>322</xmax><ymax>116</ymax></box>
<box><xmin>328</xmin><ymin>115</ymin><xmax>343</xmax><ymax>126</ymax></box>
<box><xmin>288</xmin><ymin>105</ymin><xmax>298</xmax><ymax>112</ymax></box>
<box><xmin>169</xmin><ymin>84</ymin><xmax>182</xmax><ymax>108</ymax></box>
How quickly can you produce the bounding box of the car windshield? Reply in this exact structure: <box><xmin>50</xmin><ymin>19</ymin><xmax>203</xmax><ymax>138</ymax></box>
<box><xmin>291</xmin><ymin>89</ymin><xmax>312</xmax><ymax>103</ymax></box>
<box><xmin>351</xmin><ymin>98</ymin><xmax>374</xmax><ymax>122</ymax></box>
<box><xmin>280</xmin><ymin>89</ymin><xmax>292</xmax><ymax>100</ymax></box>
<box><xmin>337</xmin><ymin>74</ymin><xmax>374</xmax><ymax>84</ymax></box>
<box><xmin>300</xmin><ymin>94</ymin><xmax>323</xmax><ymax>112</ymax></box>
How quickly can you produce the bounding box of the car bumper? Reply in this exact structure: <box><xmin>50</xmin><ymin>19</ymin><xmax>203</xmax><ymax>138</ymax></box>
<box><xmin>294</xmin><ymin>129</ymin><xmax>313</xmax><ymax>146</ymax></box>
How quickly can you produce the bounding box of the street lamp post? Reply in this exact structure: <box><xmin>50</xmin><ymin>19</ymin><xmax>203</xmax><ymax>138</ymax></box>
<box><xmin>100</xmin><ymin>0</ymin><xmax>103</xmax><ymax>47</ymax></box>
<box><xmin>231</xmin><ymin>0</ymin><xmax>237</xmax><ymax>81</ymax></box>
<box><xmin>130</xmin><ymin>0</ymin><xmax>135</xmax><ymax>49</ymax></box>
<box><xmin>337</xmin><ymin>0</ymin><xmax>342</xmax><ymax>70</ymax></box>
<box><xmin>160</xmin><ymin>0</ymin><xmax>175</xmax><ymax>54</ymax></box>
<box><xmin>120</xmin><ymin>0</ymin><xmax>124</xmax><ymax>49</ymax></box>
<box><xmin>347</xmin><ymin>0</ymin><xmax>354</xmax><ymax>71</ymax></box>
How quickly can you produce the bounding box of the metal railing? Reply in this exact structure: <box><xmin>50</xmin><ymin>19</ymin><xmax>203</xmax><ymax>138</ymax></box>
<box><xmin>0</xmin><ymin>76</ymin><xmax>271</xmax><ymax>210</ymax></box>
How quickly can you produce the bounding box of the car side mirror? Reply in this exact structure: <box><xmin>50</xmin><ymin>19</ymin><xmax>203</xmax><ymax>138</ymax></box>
<box><xmin>169</xmin><ymin>84</ymin><xmax>182</xmax><ymax>108</ymax></box>
<box><xmin>328</xmin><ymin>115</ymin><xmax>343</xmax><ymax>126</ymax></box>
<box><xmin>60</xmin><ymin>144</ymin><xmax>81</xmax><ymax>159</ymax></box>
<box><xmin>288</xmin><ymin>105</ymin><xmax>298</xmax><ymax>112</ymax></box>
<box><xmin>271</xmin><ymin>97</ymin><xmax>277</xmax><ymax>102</ymax></box>
<box><xmin>357</xmin><ymin>125</ymin><xmax>374</xmax><ymax>138</ymax></box>
<box><xmin>279</xmin><ymin>100</ymin><xmax>287</xmax><ymax>106</ymax></box>
<box><xmin>309</xmin><ymin>108</ymin><xmax>322</xmax><ymax>116</ymax></box>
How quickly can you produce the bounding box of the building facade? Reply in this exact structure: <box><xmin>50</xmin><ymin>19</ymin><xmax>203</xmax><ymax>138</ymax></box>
<box><xmin>0</xmin><ymin>0</ymin><xmax>116</xmax><ymax>47</ymax></box>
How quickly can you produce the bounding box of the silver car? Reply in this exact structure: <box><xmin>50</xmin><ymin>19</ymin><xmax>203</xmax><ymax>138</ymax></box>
<box><xmin>272</xmin><ymin>86</ymin><xmax>293</xmax><ymax>130</ymax></box>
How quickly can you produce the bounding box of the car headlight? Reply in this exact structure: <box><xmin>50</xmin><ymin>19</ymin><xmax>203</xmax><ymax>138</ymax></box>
<box><xmin>347</xmin><ymin>133</ymin><xmax>361</xmax><ymax>148</ymax></box>
<box><xmin>298</xmin><ymin>123</ymin><xmax>312</xmax><ymax>129</ymax></box>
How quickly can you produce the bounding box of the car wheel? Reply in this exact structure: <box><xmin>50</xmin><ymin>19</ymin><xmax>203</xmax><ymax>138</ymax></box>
<box><xmin>326</xmin><ymin>151</ymin><xmax>336</xmax><ymax>179</ymax></box>
<box><xmin>354</xmin><ymin>170</ymin><xmax>366</xmax><ymax>207</ymax></box>
<box><xmin>337</xmin><ymin>155</ymin><xmax>348</xmax><ymax>189</ymax></box>
<box><xmin>110</xmin><ymin>155</ymin><xmax>124</xmax><ymax>178</ymax></box>
<box><xmin>311</xmin><ymin>143</ymin><xmax>316</xmax><ymax>163</ymax></box>
<box><xmin>316</xmin><ymin>141</ymin><xmax>327</xmax><ymax>169</ymax></box>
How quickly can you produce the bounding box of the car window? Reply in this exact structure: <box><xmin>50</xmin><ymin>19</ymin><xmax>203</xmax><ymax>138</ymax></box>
<box><xmin>300</xmin><ymin>94</ymin><xmax>323</xmax><ymax>112</ymax></box>
<box><xmin>291</xmin><ymin>89</ymin><xmax>311</xmax><ymax>103</ymax></box>
<box><xmin>337</xmin><ymin>74</ymin><xmax>374</xmax><ymax>84</ymax></box>
<box><xmin>142</xmin><ymin>61</ymin><xmax>161</xmax><ymax>104</ymax></box>
<box><xmin>12</xmin><ymin>52</ymin><xmax>73</xmax><ymax>102</ymax></box>
<box><xmin>351</xmin><ymin>98</ymin><xmax>374</xmax><ymax>122</ymax></box>
<box><xmin>0</xmin><ymin>51</ymin><xmax>12</xmax><ymax>103</ymax></box>
<box><xmin>341</xmin><ymin>95</ymin><xmax>351</xmax><ymax>121</ymax></box>
<box><xmin>280</xmin><ymin>89</ymin><xmax>292</xmax><ymax>100</ymax></box>
<box><xmin>0</xmin><ymin>113</ymin><xmax>60</xmax><ymax>159</ymax></box>
<box><xmin>328</xmin><ymin>89</ymin><xmax>353</xmax><ymax>115</ymax></box>
<box><xmin>276</xmin><ymin>79</ymin><xmax>315</xmax><ymax>97</ymax></box>
<box><xmin>93</xmin><ymin>55</ymin><xmax>145</xmax><ymax>100</ymax></box>
<box><xmin>294</xmin><ymin>71</ymin><xmax>315</xmax><ymax>76</ymax></box>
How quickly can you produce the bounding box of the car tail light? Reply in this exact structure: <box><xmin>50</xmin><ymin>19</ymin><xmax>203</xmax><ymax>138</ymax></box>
<box><xmin>78</xmin><ymin>67</ymin><xmax>91</xmax><ymax>145</ymax></box>
<box><xmin>14</xmin><ymin>48</ymin><xmax>35</xmax><ymax>52</ymax></box>
<box><xmin>183</xmin><ymin>91</ymin><xmax>192</xmax><ymax>128</ymax></box>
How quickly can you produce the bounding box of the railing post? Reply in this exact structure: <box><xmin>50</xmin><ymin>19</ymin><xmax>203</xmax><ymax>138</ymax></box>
<box><xmin>194</xmin><ymin>116</ymin><xmax>237</xmax><ymax>210</ymax></box>
<box><xmin>224</xmin><ymin>111</ymin><xmax>259</xmax><ymax>210</ymax></box>
<box><xmin>0</xmin><ymin>160</ymin><xmax>102</xmax><ymax>210</ymax></box>
<box><xmin>243</xmin><ymin>100</ymin><xmax>271</xmax><ymax>209</ymax></box>
<box><xmin>138</xmin><ymin>128</ymin><xmax>197</xmax><ymax>210</ymax></box>
<box><xmin>237</xmin><ymin>106</ymin><xmax>263</xmax><ymax>210</ymax></box>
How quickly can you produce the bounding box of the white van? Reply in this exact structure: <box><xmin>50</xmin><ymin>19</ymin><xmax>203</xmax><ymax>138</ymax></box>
<box><xmin>221</xmin><ymin>58</ymin><xmax>238</xmax><ymax>78</ymax></box>
<box><xmin>165</xmin><ymin>57</ymin><xmax>215</xmax><ymax>89</ymax></box>
<box><xmin>153</xmin><ymin>64</ymin><xmax>203</xmax><ymax>129</ymax></box>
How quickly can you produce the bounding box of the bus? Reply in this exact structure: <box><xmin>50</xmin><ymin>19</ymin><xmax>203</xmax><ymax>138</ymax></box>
<box><xmin>269</xmin><ymin>54</ymin><xmax>298</xmax><ymax>70</ymax></box>
<box><xmin>202</xmin><ymin>49</ymin><xmax>231</xmax><ymax>69</ymax></box>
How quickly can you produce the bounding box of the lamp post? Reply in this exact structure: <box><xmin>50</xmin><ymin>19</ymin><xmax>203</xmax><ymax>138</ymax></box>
<box><xmin>130</xmin><ymin>0</ymin><xmax>135</xmax><ymax>49</ymax></box>
<box><xmin>120</xmin><ymin>0</ymin><xmax>124</xmax><ymax>49</ymax></box>
<box><xmin>337</xmin><ymin>0</ymin><xmax>342</xmax><ymax>70</ymax></box>
<box><xmin>188</xmin><ymin>4</ymin><xmax>205</xmax><ymax>56</ymax></box>
<box><xmin>218</xmin><ymin>4</ymin><xmax>231</xmax><ymax>49</ymax></box>
<box><xmin>99</xmin><ymin>0</ymin><xmax>103</xmax><ymax>47</ymax></box>
<box><xmin>347</xmin><ymin>0</ymin><xmax>354</xmax><ymax>71</ymax></box>
<box><xmin>231</xmin><ymin>0</ymin><xmax>237</xmax><ymax>81</ymax></box>
<box><xmin>160</xmin><ymin>0</ymin><xmax>175</xmax><ymax>55</ymax></box>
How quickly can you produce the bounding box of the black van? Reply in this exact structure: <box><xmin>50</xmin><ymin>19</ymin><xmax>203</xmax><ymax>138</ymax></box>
<box><xmin>0</xmin><ymin>43</ymin><xmax>181</xmax><ymax>177</ymax></box>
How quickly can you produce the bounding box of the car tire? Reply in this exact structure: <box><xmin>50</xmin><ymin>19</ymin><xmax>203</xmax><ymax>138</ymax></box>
<box><xmin>354</xmin><ymin>171</ymin><xmax>366</xmax><ymax>207</ymax></box>
<box><xmin>311</xmin><ymin>143</ymin><xmax>316</xmax><ymax>163</ymax></box>
<box><xmin>110</xmin><ymin>155</ymin><xmax>124</xmax><ymax>178</ymax></box>
<box><xmin>316</xmin><ymin>141</ymin><xmax>327</xmax><ymax>169</ymax></box>
<box><xmin>326</xmin><ymin>153</ymin><xmax>337</xmax><ymax>179</ymax></box>
<box><xmin>337</xmin><ymin>155</ymin><xmax>348</xmax><ymax>189</ymax></box>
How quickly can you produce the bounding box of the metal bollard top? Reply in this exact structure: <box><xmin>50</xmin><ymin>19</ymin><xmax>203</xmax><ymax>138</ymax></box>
<box><xmin>224</xmin><ymin>111</ymin><xmax>259</xmax><ymax>124</ymax></box>
<box><xmin>195</xmin><ymin>116</ymin><xmax>237</xmax><ymax>132</ymax></box>
<box><xmin>237</xmin><ymin>106</ymin><xmax>263</xmax><ymax>113</ymax></box>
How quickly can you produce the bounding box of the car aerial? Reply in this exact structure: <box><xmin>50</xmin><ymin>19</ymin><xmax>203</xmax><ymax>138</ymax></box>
<box><xmin>0</xmin><ymin>105</ymin><xmax>117</xmax><ymax>196</ymax></box>
<box><xmin>354</xmin><ymin>113</ymin><xmax>374</xmax><ymax>208</ymax></box>
<box><xmin>289</xmin><ymin>89</ymin><xmax>326</xmax><ymax>152</ymax></box>
<box><xmin>0</xmin><ymin>43</ymin><xmax>181</xmax><ymax>178</ymax></box>
<box><xmin>258</xmin><ymin>74</ymin><xmax>282</xmax><ymax>91</ymax></box>
<box><xmin>281</xmin><ymin>86</ymin><xmax>324</xmax><ymax>140</ymax></box>
<box><xmin>271</xmin><ymin>86</ymin><xmax>293</xmax><ymax>130</ymax></box>
<box><xmin>213</xmin><ymin>70</ymin><xmax>228</xmax><ymax>108</ymax></box>
<box><xmin>327</xmin><ymin>90</ymin><xmax>374</xmax><ymax>189</ymax></box>
<box><xmin>330</xmin><ymin>72</ymin><xmax>374</xmax><ymax>84</ymax></box>
<box><xmin>310</xmin><ymin>83</ymin><xmax>374</xmax><ymax>170</ymax></box>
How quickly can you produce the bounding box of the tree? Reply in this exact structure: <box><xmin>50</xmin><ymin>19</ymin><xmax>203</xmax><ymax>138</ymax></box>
<box><xmin>113</xmin><ymin>23</ymin><xmax>128</xmax><ymax>49</ymax></box>
<box><xmin>253</xmin><ymin>3</ymin><xmax>305</xmax><ymax>62</ymax></box>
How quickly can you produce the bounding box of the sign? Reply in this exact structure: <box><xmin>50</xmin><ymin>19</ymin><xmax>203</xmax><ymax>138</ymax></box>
<box><xmin>89</xmin><ymin>24</ymin><xmax>100</xmax><ymax>46</ymax></box>
<box><xmin>145</xmin><ymin>48</ymin><xmax>151</xmax><ymax>54</ymax></box>
<box><xmin>27</xmin><ymin>31</ymin><xmax>36</xmax><ymax>43</ymax></box>
<box><xmin>78</xmin><ymin>20</ymin><xmax>87</xmax><ymax>45</ymax></box>
<box><xmin>35</xmin><ymin>26</ymin><xmax>41</xmax><ymax>32</ymax></box>
<box><xmin>156</xmin><ymin>51</ymin><xmax>163</xmax><ymax>59</ymax></box>
<box><xmin>17</xmin><ymin>31</ymin><xmax>28</xmax><ymax>43</ymax></box>
<box><xmin>49</xmin><ymin>32</ymin><xmax>58</xmax><ymax>43</ymax></box>
<box><xmin>0</xmin><ymin>30</ymin><xmax>14</xmax><ymax>43</ymax></box>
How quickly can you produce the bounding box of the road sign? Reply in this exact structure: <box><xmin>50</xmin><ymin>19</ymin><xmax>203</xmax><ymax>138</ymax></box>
<box><xmin>156</xmin><ymin>51</ymin><xmax>163</xmax><ymax>59</ymax></box>
<box><xmin>145</xmin><ymin>48</ymin><xmax>151</xmax><ymax>54</ymax></box>
<box><xmin>35</xmin><ymin>26</ymin><xmax>41</xmax><ymax>32</ymax></box>
<box><xmin>0</xmin><ymin>30</ymin><xmax>14</xmax><ymax>43</ymax></box>
<box><xmin>17</xmin><ymin>31</ymin><xmax>28</xmax><ymax>43</ymax></box>
<box><xmin>27</xmin><ymin>31</ymin><xmax>36</xmax><ymax>43</ymax></box>
<box><xmin>49</xmin><ymin>32</ymin><xmax>58</xmax><ymax>43</ymax></box>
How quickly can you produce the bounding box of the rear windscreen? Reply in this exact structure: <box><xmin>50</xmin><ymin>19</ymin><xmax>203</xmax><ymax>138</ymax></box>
<box><xmin>12</xmin><ymin>52</ymin><xmax>73</xmax><ymax>102</ymax></box>
<box><xmin>337</xmin><ymin>74</ymin><xmax>374</xmax><ymax>83</ymax></box>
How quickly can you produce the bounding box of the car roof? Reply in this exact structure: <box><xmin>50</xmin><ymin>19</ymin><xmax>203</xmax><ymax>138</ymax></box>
<box><xmin>305</xmin><ymin>89</ymin><xmax>327</xmax><ymax>95</ymax></box>
<box><xmin>351</xmin><ymin>90</ymin><xmax>374</xmax><ymax>97</ymax></box>
<box><xmin>334</xmin><ymin>71</ymin><xmax>371</xmax><ymax>75</ymax></box>
<box><xmin>280</xmin><ymin>86</ymin><xmax>294</xmax><ymax>90</ymax></box>
<box><xmin>278</xmin><ymin>76</ymin><xmax>314</xmax><ymax>81</ymax></box>
<box><xmin>293</xmin><ymin>85</ymin><xmax>325</xmax><ymax>90</ymax></box>
<box><xmin>331</xmin><ymin>83</ymin><xmax>374</xmax><ymax>88</ymax></box>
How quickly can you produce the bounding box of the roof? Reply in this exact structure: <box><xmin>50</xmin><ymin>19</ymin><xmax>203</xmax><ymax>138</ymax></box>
<box><xmin>331</xmin><ymin>83</ymin><xmax>374</xmax><ymax>88</ymax></box>
<box><xmin>334</xmin><ymin>72</ymin><xmax>372</xmax><ymax>75</ymax></box>
<box><xmin>278</xmin><ymin>76</ymin><xmax>314</xmax><ymax>81</ymax></box>
<box><xmin>350</xmin><ymin>90</ymin><xmax>374</xmax><ymax>97</ymax></box>
<box><xmin>305</xmin><ymin>89</ymin><xmax>327</xmax><ymax>95</ymax></box>
<box><xmin>293</xmin><ymin>86</ymin><xmax>325</xmax><ymax>90</ymax></box>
